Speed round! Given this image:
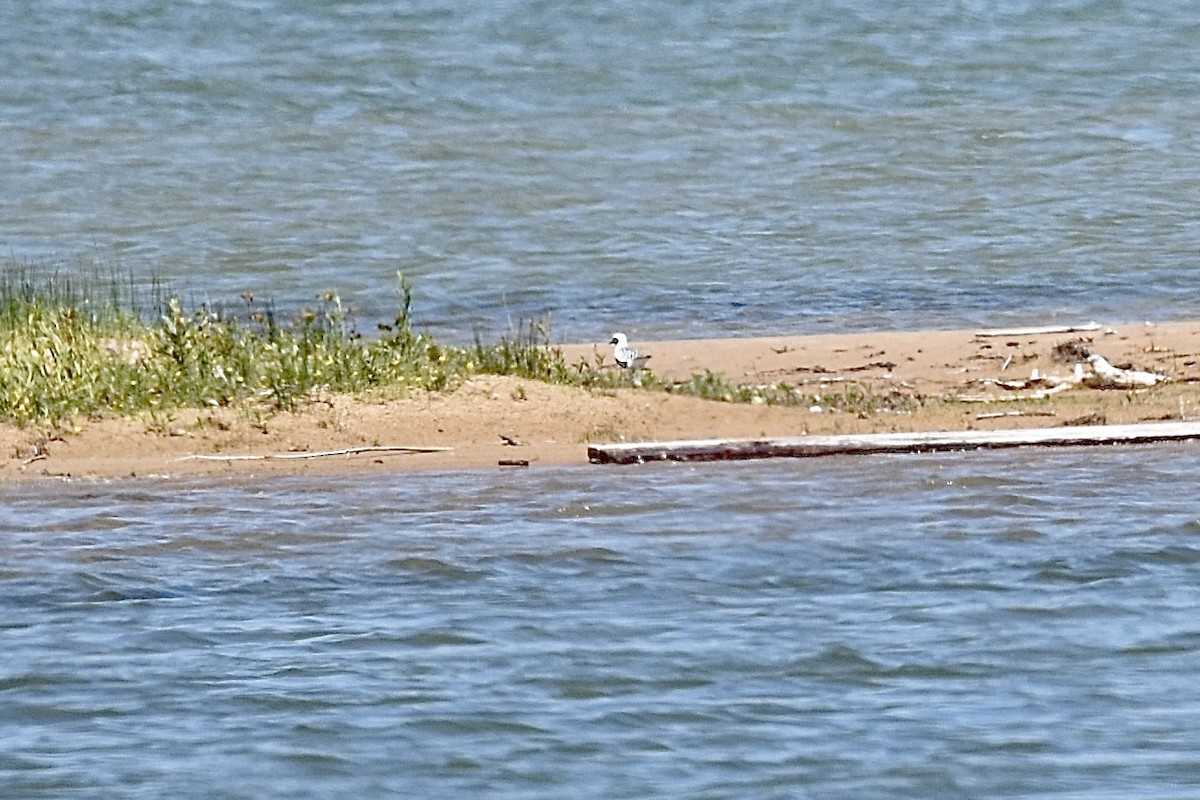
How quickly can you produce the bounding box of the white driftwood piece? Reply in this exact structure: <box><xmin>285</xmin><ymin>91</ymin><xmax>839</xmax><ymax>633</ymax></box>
<box><xmin>974</xmin><ymin>323</ymin><xmax>1102</xmax><ymax>338</ymax></box>
<box><xmin>1084</xmin><ymin>354</ymin><xmax>1167</xmax><ymax>388</ymax></box>
<box><xmin>587</xmin><ymin>421</ymin><xmax>1200</xmax><ymax>465</ymax></box>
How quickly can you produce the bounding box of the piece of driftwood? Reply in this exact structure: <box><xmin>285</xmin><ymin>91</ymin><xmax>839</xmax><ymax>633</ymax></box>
<box><xmin>1084</xmin><ymin>354</ymin><xmax>1167</xmax><ymax>388</ymax></box>
<box><xmin>175</xmin><ymin>445</ymin><xmax>451</xmax><ymax>462</ymax></box>
<box><xmin>975</xmin><ymin>410</ymin><xmax>1058</xmax><ymax>420</ymax></box>
<box><xmin>587</xmin><ymin>421</ymin><xmax>1200</xmax><ymax>465</ymax></box>
<box><xmin>974</xmin><ymin>323</ymin><xmax>1102</xmax><ymax>338</ymax></box>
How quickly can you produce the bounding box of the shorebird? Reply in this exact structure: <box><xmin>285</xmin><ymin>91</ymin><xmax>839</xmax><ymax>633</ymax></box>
<box><xmin>610</xmin><ymin>332</ymin><xmax>650</xmax><ymax>370</ymax></box>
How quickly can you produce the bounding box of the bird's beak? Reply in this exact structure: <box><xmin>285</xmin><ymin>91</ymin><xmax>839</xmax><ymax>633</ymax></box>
<box><xmin>610</xmin><ymin>337</ymin><xmax>618</xmax><ymax>344</ymax></box>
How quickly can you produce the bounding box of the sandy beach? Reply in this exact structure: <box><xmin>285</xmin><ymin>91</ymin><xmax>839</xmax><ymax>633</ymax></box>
<box><xmin>3</xmin><ymin>319</ymin><xmax>1199</xmax><ymax>482</ymax></box>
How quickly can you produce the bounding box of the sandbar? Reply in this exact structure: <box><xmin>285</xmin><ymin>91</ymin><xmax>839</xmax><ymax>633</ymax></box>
<box><xmin>3</xmin><ymin>320</ymin><xmax>1198</xmax><ymax>482</ymax></box>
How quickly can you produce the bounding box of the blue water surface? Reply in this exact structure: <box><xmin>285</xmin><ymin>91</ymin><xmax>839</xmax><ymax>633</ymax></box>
<box><xmin>3</xmin><ymin>447</ymin><xmax>1200</xmax><ymax>798</ymax></box>
<box><xmin>2</xmin><ymin>0</ymin><xmax>1198</xmax><ymax>339</ymax></box>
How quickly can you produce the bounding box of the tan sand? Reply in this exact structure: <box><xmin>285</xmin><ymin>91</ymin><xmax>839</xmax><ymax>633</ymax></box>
<box><xmin>3</xmin><ymin>319</ymin><xmax>1199</xmax><ymax>482</ymax></box>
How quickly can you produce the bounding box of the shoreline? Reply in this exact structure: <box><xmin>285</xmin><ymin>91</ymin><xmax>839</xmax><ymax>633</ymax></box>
<box><xmin>4</xmin><ymin>319</ymin><xmax>1199</xmax><ymax>483</ymax></box>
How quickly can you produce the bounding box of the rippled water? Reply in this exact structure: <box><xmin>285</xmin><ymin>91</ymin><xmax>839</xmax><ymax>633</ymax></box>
<box><xmin>3</xmin><ymin>0</ymin><xmax>1200</xmax><ymax>338</ymax></box>
<box><xmin>4</xmin><ymin>5</ymin><xmax>1200</xmax><ymax>796</ymax></box>
<box><xmin>4</xmin><ymin>446</ymin><xmax>1200</xmax><ymax>797</ymax></box>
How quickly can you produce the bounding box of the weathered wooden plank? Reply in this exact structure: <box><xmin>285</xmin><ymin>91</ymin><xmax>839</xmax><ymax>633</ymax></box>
<box><xmin>587</xmin><ymin>421</ymin><xmax>1200</xmax><ymax>465</ymax></box>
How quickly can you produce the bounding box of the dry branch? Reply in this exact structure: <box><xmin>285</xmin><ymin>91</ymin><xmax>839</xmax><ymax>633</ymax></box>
<box><xmin>175</xmin><ymin>445</ymin><xmax>451</xmax><ymax>462</ymax></box>
<box><xmin>975</xmin><ymin>410</ymin><xmax>1058</xmax><ymax>420</ymax></box>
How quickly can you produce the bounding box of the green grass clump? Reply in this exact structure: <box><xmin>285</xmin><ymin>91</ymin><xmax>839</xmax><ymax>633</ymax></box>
<box><xmin>0</xmin><ymin>269</ymin><xmax>613</xmax><ymax>426</ymax></box>
<box><xmin>0</xmin><ymin>270</ymin><xmax>150</xmax><ymax>422</ymax></box>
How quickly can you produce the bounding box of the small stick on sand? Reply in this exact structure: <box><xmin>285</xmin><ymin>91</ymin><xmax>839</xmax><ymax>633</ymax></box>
<box><xmin>175</xmin><ymin>445</ymin><xmax>451</xmax><ymax>462</ymax></box>
<box><xmin>976</xmin><ymin>410</ymin><xmax>1058</xmax><ymax>420</ymax></box>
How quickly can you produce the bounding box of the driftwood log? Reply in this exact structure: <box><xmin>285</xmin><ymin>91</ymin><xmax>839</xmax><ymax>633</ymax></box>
<box><xmin>588</xmin><ymin>421</ymin><xmax>1200</xmax><ymax>465</ymax></box>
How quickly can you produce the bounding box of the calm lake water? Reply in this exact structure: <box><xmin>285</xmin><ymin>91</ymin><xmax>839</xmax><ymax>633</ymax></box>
<box><xmin>3</xmin><ymin>2</ymin><xmax>1200</xmax><ymax>797</ymax></box>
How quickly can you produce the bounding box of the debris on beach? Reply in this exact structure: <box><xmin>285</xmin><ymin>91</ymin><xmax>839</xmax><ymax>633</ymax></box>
<box><xmin>1041</xmin><ymin>337</ymin><xmax>1169</xmax><ymax>388</ymax></box>
<box><xmin>961</xmin><ymin>339</ymin><xmax>1170</xmax><ymax>402</ymax></box>
<box><xmin>1083</xmin><ymin>354</ymin><xmax>1168</xmax><ymax>388</ymax></box>
<box><xmin>1051</xmin><ymin>339</ymin><xmax>1094</xmax><ymax>364</ymax></box>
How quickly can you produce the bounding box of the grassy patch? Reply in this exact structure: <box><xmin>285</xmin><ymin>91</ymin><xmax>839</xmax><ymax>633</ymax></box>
<box><xmin>0</xmin><ymin>265</ymin><xmax>915</xmax><ymax>427</ymax></box>
<box><xmin>0</xmin><ymin>267</ymin><xmax>626</xmax><ymax>426</ymax></box>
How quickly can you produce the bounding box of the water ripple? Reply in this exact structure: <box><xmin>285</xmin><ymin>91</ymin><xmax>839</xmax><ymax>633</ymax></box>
<box><xmin>3</xmin><ymin>394</ymin><xmax>1200</xmax><ymax>795</ymax></box>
